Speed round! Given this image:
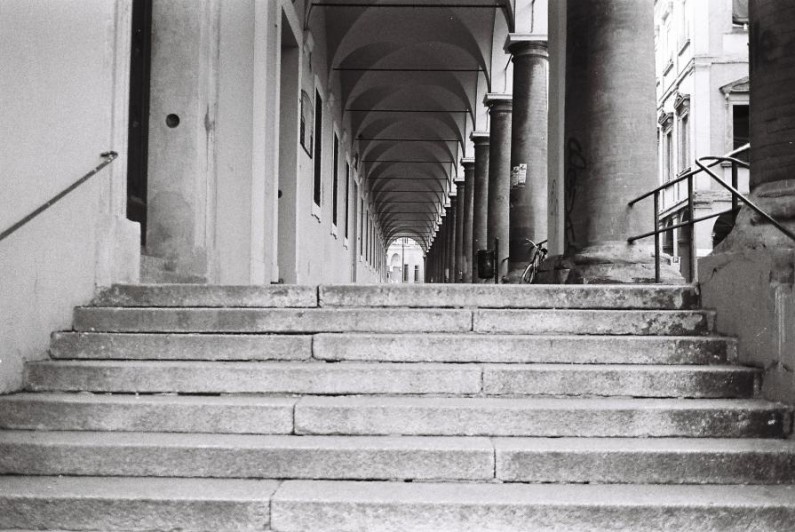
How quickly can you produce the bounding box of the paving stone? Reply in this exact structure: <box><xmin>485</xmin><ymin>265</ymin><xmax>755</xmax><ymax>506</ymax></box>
<box><xmin>270</xmin><ymin>480</ymin><xmax>795</xmax><ymax>532</ymax></box>
<box><xmin>294</xmin><ymin>396</ymin><xmax>791</xmax><ymax>438</ymax></box>
<box><xmin>474</xmin><ymin>309</ymin><xmax>714</xmax><ymax>335</ymax></box>
<box><xmin>25</xmin><ymin>361</ymin><xmax>482</xmax><ymax>395</ymax></box>
<box><xmin>319</xmin><ymin>284</ymin><xmax>699</xmax><ymax>309</ymax></box>
<box><xmin>313</xmin><ymin>333</ymin><xmax>737</xmax><ymax>364</ymax></box>
<box><xmin>482</xmin><ymin>364</ymin><xmax>758</xmax><ymax>398</ymax></box>
<box><xmin>92</xmin><ymin>284</ymin><xmax>317</xmax><ymax>307</ymax></box>
<box><xmin>0</xmin><ymin>476</ymin><xmax>276</xmax><ymax>531</ymax></box>
<box><xmin>0</xmin><ymin>432</ymin><xmax>493</xmax><ymax>481</ymax></box>
<box><xmin>495</xmin><ymin>437</ymin><xmax>795</xmax><ymax>484</ymax></box>
<box><xmin>0</xmin><ymin>393</ymin><xmax>296</xmax><ymax>434</ymax></box>
<box><xmin>73</xmin><ymin>307</ymin><xmax>472</xmax><ymax>333</ymax></box>
<box><xmin>50</xmin><ymin>332</ymin><xmax>311</xmax><ymax>361</ymax></box>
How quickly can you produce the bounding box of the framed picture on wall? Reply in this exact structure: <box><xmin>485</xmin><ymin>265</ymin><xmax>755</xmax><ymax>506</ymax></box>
<box><xmin>300</xmin><ymin>90</ymin><xmax>313</xmax><ymax>157</ymax></box>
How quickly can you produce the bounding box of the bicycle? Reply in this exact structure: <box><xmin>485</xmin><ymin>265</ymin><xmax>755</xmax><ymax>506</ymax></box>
<box><xmin>520</xmin><ymin>239</ymin><xmax>548</xmax><ymax>283</ymax></box>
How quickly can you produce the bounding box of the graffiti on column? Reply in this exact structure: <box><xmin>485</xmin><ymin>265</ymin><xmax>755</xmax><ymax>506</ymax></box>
<box><xmin>565</xmin><ymin>137</ymin><xmax>586</xmax><ymax>253</ymax></box>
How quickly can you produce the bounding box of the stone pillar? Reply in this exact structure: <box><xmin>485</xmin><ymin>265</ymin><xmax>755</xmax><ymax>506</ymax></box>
<box><xmin>699</xmin><ymin>0</ymin><xmax>795</xmax><ymax>403</ymax></box>
<box><xmin>447</xmin><ymin>194</ymin><xmax>458</xmax><ymax>283</ymax></box>
<box><xmin>506</xmin><ymin>35</ymin><xmax>549</xmax><ymax>280</ymax></box>
<box><xmin>559</xmin><ymin>0</ymin><xmax>679</xmax><ymax>283</ymax></box>
<box><xmin>471</xmin><ymin>132</ymin><xmax>490</xmax><ymax>282</ymax></box>
<box><xmin>461</xmin><ymin>158</ymin><xmax>476</xmax><ymax>283</ymax></box>
<box><xmin>441</xmin><ymin>211</ymin><xmax>450</xmax><ymax>282</ymax></box>
<box><xmin>454</xmin><ymin>176</ymin><xmax>466</xmax><ymax>282</ymax></box>
<box><xmin>485</xmin><ymin>94</ymin><xmax>513</xmax><ymax>281</ymax></box>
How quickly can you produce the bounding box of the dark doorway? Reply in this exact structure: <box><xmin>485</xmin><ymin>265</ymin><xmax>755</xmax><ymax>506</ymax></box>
<box><xmin>127</xmin><ymin>0</ymin><xmax>153</xmax><ymax>245</ymax></box>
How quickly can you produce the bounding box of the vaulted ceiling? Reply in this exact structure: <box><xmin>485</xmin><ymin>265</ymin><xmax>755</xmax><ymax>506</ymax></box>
<box><xmin>307</xmin><ymin>0</ymin><xmax>514</xmax><ymax>250</ymax></box>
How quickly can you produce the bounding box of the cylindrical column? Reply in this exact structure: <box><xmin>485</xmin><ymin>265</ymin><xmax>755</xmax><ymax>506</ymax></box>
<box><xmin>461</xmin><ymin>158</ymin><xmax>476</xmax><ymax>282</ymax></box>
<box><xmin>718</xmin><ymin>0</ymin><xmax>795</xmax><ymax>249</ymax></box>
<box><xmin>471</xmin><ymin>132</ymin><xmax>490</xmax><ymax>282</ymax></box>
<box><xmin>563</xmin><ymin>0</ymin><xmax>678</xmax><ymax>283</ymax></box>
<box><xmin>447</xmin><ymin>195</ymin><xmax>458</xmax><ymax>283</ymax></box>
<box><xmin>506</xmin><ymin>37</ymin><xmax>549</xmax><ymax>279</ymax></box>
<box><xmin>485</xmin><ymin>93</ymin><xmax>513</xmax><ymax>281</ymax></box>
<box><xmin>441</xmin><ymin>210</ymin><xmax>450</xmax><ymax>282</ymax></box>
<box><xmin>454</xmin><ymin>177</ymin><xmax>466</xmax><ymax>282</ymax></box>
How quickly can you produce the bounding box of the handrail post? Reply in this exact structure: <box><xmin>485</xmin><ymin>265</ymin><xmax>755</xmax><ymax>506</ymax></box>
<box><xmin>688</xmin><ymin>173</ymin><xmax>696</xmax><ymax>282</ymax></box>
<box><xmin>731</xmin><ymin>161</ymin><xmax>739</xmax><ymax>213</ymax></box>
<box><xmin>653</xmin><ymin>192</ymin><xmax>660</xmax><ymax>283</ymax></box>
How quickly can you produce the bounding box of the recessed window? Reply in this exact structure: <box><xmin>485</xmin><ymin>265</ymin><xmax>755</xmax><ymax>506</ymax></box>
<box><xmin>332</xmin><ymin>133</ymin><xmax>339</xmax><ymax>226</ymax></box>
<box><xmin>313</xmin><ymin>90</ymin><xmax>323</xmax><ymax>207</ymax></box>
<box><xmin>344</xmin><ymin>162</ymin><xmax>351</xmax><ymax>239</ymax></box>
<box><xmin>733</xmin><ymin>104</ymin><xmax>750</xmax><ymax>162</ymax></box>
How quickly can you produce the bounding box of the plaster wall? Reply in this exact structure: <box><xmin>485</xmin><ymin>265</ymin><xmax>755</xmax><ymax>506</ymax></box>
<box><xmin>0</xmin><ymin>0</ymin><xmax>139</xmax><ymax>393</ymax></box>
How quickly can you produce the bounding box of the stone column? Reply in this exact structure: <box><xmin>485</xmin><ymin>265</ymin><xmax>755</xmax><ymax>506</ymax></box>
<box><xmin>506</xmin><ymin>35</ymin><xmax>549</xmax><ymax>281</ymax></box>
<box><xmin>485</xmin><ymin>94</ymin><xmax>513</xmax><ymax>281</ymax></box>
<box><xmin>698</xmin><ymin>0</ymin><xmax>795</xmax><ymax>403</ymax></box>
<box><xmin>461</xmin><ymin>158</ymin><xmax>476</xmax><ymax>282</ymax></box>
<box><xmin>560</xmin><ymin>0</ymin><xmax>679</xmax><ymax>283</ymax></box>
<box><xmin>447</xmin><ymin>194</ymin><xmax>458</xmax><ymax>283</ymax></box>
<box><xmin>454</xmin><ymin>176</ymin><xmax>466</xmax><ymax>282</ymax></box>
<box><xmin>441</xmin><ymin>211</ymin><xmax>450</xmax><ymax>282</ymax></box>
<box><xmin>471</xmin><ymin>132</ymin><xmax>490</xmax><ymax>282</ymax></box>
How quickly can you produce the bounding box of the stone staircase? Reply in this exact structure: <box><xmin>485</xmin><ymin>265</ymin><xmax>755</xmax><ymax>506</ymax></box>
<box><xmin>1</xmin><ymin>284</ymin><xmax>794</xmax><ymax>531</ymax></box>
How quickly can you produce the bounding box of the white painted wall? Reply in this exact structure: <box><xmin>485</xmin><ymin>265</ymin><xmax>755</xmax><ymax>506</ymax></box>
<box><xmin>0</xmin><ymin>0</ymin><xmax>139</xmax><ymax>393</ymax></box>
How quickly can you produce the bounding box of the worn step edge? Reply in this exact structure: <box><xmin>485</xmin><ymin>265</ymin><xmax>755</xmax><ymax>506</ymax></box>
<box><xmin>50</xmin><ymin>332</ymin><xmax>312</xmax><ymax>361</ymax></box>
<box><xmin>24</xmin><ymin>361</ymin><xmax>759</xmax><ymax>399</ymax></box>
<box><xmin>313</xmin><ymin>333</ymin><xmax>738</xmax><ymax>364</ymax></box>
<box><xmin>0</xmin><ymin>432</ymin><xmax>493</xmax><ymax>481</ymax></box>
<box><xmin>0</xmin><ymin>476</ymin><xmax>277</xmax><ymax>532</ymax></box>
<box><xmin>270</xmin><ymin>480</ymin><xmax>795</xmax><ymax>532</ymax></box>
<box><xmin>318</xmin><ymin>284</ymin><xmax>701</xmax><ymax>309</ymax></box>
<box><xmin>93</xmin><ymin>284</ymin><xmax>318</xmax><ymax>308</ymax></box>
<box><xmin>294</xmin><ymin>396</ymin><xmax>793</xmax><ymax>438</ymax></box>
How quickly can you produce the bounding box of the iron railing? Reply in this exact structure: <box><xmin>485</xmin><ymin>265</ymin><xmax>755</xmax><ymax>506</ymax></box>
<box><xmin>628</xmin><ymin>143</ymin><xmax>795</xmax><ymax>282</ymax></box>
<box><xmin>0</xmin><ymin>152</ymin><xmax>118</xmax><ymax>244</ymax></box>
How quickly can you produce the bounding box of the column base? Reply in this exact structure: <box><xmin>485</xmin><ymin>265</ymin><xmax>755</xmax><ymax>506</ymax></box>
<box><xmin>539</xmin><ymin>242</ymin><xmax>685</xmax><ymax>284</ymax></box>
<box><xmin>714</xmin><ymin>180</ymin><xmax>795</xmax><ymax>252</ymax></box>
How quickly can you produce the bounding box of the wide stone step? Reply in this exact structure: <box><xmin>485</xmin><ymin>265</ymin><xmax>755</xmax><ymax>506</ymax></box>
<box><xmin>319</xmin><ymin>284</ymin><xmax>700</xmax><ymax>309</ymax></box>
<box><xmin>0</xmin><ymin>393</ymin><xmax>297</xmax><ymax>434</ymax></box>
<box><xmin>71</xmin><ymin>307</ymin><xmax>713</xmax><ymax>335</ymax></box>
<box><xmin>294</xmin><ymin>396</ymin><xmax>792</xmax><ymax>438</ymax></box>
<box><xmin>24</xmin><ymin>361</ymin><xmax>758</xmax><ymax>398</ymax></box>
<box><xmin>270</xmin><ymin>481</ymin><xmax>795</xmax><ymax>532</ymax></box>
<box><xmin>25</xmin><ymin>361</ymin><xmax>482</xmax><ymax>395</ymax></box>
<box><xmin>50</xmin><ymin>332</ymin><xmax>312</xmax><ymax>361</ymax></box>
<box><xmin>0</xmin><ymin>432</ymin><xmax>493</xmax><ymax>481</ymax></box>
<box><xmin>314</xmin><ymin>333</ymin><xmax>737</xmax><ymax>364</ymax></box>
<box><xmin>0</xmin><ymin>476</ymin><xmax>276</xmax><ymax>531</ymax></box>
<box><xmin>2</xmin><ymin>394</ymin><xmax>788</xmax><ymax>437</ymax></box>
<box><xmin>3</xmin><ymin>432</ymin><xmax>795</xmax><ymax>484</ymax></box>
<box><xmin>93</xmin><ymin>284</ymin><xmax>318</xmax><ymax>307</ymax></box>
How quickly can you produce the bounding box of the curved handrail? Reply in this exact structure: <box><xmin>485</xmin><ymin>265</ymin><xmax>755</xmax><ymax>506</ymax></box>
<box><xmin>0</xmin><ymin>151</ymin><xmax>118</xmax><ymax>243</ymax></box>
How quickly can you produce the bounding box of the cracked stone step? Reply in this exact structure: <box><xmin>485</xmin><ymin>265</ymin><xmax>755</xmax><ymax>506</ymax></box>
<box><xmin>294</xmin><ymin>396</ymin><xmax>792</xmax><ymax>438</ymax></box>
<box><xmin>25</xmin><ymin>361</ymin><xmax>757</xmax><ymax>398</ymax></box>
<box><xmin>50</xmin><ymin>332</ymin><xmax>312</xmax><ymax>361</ymax></box>
<box><xmin>319</xmin><ymin>284</ymin><xmax>700</xmax><ymax>309</ymax></box>
<box><xmin>72</xmin><ymin>307</ymin><xmax>472</xmax><ymax>333</ymax></box>
<box><xmin>92</xmin><ymin>284</ymin><xmax>318</xmax><ymax>307</ymax></box>
<box><xmin>473</xmin><ymin>309</ymin><xmax>714</xmax><ymax>335</ymax></box>
<box><xmin>0</xmin><ymin>432</ymin><xmax>493</xmax><ymax>481</ymax></box>
<box><xmin>270</xmin><ymin>480</ymin><xmax>795</xmax><ymax>532</ymax></box>
<box><xmin>0</xmin><ymin>393</ymin><xmax>296</xmax><ymax>434</ymax></box>
<box><xmin>0</xmin><ymin>476</ymin><xmax>276</xmax><ymax>531</ymax></box>
<box><xmin>313</xmin><ymin>333</ymin><xmax>737</xmax><ymax>364</ymax></box>
<box><xmin>25</xmin><ymin>361</ymin><xmax>482</xmax><ymax>395</ymax></box>
<box><xmin>494</xmin><ymin>437</ymin><xmax>795</xmax><ymax>484</ymax></box>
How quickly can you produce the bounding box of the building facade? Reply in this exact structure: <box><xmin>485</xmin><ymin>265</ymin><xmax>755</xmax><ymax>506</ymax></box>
<box><xmin>654</xmin><ymin>0</ymin><xmax>750</xmax><ymax>280</ymax></box>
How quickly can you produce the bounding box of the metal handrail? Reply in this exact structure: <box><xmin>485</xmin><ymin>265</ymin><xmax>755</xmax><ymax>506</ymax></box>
<box><xmin>627</xmin><ymin>144</ymin><xmax>757</xmax><ymax>282</ymax></box>
<box><xmin>0</xmin><ymin>151</ymin><xmax>118</xmax><ymax>243</ymax></box>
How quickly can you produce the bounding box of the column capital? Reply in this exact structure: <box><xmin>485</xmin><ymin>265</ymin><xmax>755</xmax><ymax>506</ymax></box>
<box><xmin>461</xmin><ymin>157</ymin><xmax>476</xmax><ymax>169</ymax></box>
<box><xmin>484</xmin><ymin>93</ymin><xmax>513</xmax><ymax>112</ymax></box>
<box><xmin>470</xmin><ymin>131</ymin><xmax>490</xmax><ymax>145</ymax></box>
<box><xmin>454</xmin><ymin>174</ymin><xmax>466</xmax><ymax>185</ymax></box>
<box><xmin>504</xmin><ymin>33</ymin><xmax>549</xmax><ymax>59</ymax></box>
